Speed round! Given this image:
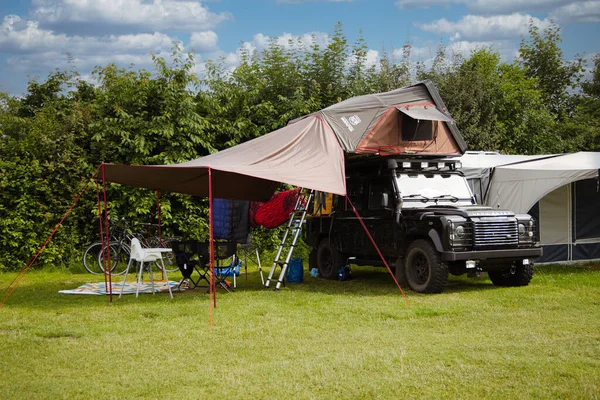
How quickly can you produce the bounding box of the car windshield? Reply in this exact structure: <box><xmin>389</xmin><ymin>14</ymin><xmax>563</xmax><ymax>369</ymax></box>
<box><xmin>396</xmin><ymin>173</ymin><xmax>473</xmax><ymax>208</ymax></box>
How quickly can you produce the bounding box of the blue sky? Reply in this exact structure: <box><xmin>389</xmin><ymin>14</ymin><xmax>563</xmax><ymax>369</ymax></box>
<box><xmin>0</xmin><ymin>0</ymin><xmax>598</xmax><ymax>95</ymax></box>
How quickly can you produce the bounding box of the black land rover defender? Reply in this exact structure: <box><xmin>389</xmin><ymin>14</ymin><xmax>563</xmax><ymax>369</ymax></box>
<box><xmin>305</xmin><ymin>156</ymin><xmax>542</xmax><ymax>293</ymax></box>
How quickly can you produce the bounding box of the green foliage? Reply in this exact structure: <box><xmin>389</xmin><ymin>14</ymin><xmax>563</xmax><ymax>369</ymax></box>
<box><xmin>426</xmin><ymin>48</ymin><xmax>502</xmax><ymax>151</ymax></box>
<box><xmin>0</xmin><ymin>72</ymin><xmax>96</xmax><ymax>270</ymax></box>
<box><xmin>519</xmin><ymin>21</ymin><xmax>583</xmax><ymax>117</ymax></box>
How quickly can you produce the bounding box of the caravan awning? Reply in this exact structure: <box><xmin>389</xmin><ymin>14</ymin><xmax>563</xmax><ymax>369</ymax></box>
<box><xmin>488</xmin><ymin>152</ymin><xmax>600</xmax><ymax>213</ymax></box>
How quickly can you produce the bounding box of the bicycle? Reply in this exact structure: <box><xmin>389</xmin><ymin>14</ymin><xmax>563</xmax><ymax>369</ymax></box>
<box><xmin>82</xmin><ymin>218</ymin><xmax>179</xmax><ymax>275</ymax></box>
<box><xmin>82</xmin><ymin>218</ymin><xmax>133</xmax><ymax>275</ymax></box>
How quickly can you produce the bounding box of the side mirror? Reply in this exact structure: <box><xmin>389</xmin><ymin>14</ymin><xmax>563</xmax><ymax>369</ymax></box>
<box><xmin>387</xmin><ymin>159</ymin><xmax>398</xmax><ymax>170</ymax></box>
<box><xmin>381</xmin><ymin>192</ymin><xmax>389</xmax><ymax>208</ymax></box>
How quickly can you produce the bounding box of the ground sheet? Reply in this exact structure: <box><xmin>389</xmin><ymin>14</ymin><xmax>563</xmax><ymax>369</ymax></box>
<box><xmin>58</xmin><ymin>280</ymin><xmax>180</xmax><ymax>295</ymax></box>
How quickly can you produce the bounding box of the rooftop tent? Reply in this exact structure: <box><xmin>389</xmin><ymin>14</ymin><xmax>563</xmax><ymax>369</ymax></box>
<box><xmin>101</xmin><ymin>80</ymin><xmax>466</xmax><ymax>199</ymax></box>
<box><xmin>293</xmin><ymin>80</ymin><xmax>466</xmax><ymax>156</ymax></box>
<box><xmin>460</xmin><ymin>152</ymin><xmax>600</xmax><ymax>262</ymax></box>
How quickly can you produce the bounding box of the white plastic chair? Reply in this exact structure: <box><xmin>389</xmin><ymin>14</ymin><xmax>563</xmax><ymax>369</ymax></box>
<box><xmin>119</xmin><ymin>238</ymin><xmax>173</xmax><ymax>299</ymax></box>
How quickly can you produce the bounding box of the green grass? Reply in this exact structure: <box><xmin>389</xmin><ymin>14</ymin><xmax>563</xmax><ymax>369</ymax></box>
<box><xmin>1</xmin><ymin>264</ymin><xmax>599</xmax><ymax>399</ymax></box>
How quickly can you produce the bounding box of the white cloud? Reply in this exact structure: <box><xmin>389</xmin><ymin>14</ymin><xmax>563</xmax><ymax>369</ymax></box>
<box><xmin>31</xmin><ymin>0</ymin><xmax>232</xmax><ymax>31</ymax></box>
<box><xmin>0</xmin><ymin>15</ymin><xmax>176</xmax><ymax>55</ymax></box>
<box><xmin>417</xmin><ymin>13</ymin><xmax>552</xmax><ymax>41</ymax></box>
<box><xmin>396</xmin><ymin>0</ymin><xmax>587</xmax><ymax>16</ymax></box>
<box><xmin>550</xmin><ymin>1</ymin><xmax>600</xmax><ymax>23</ymax></box>
<box><xmin>0</xmin><ymin>15</ymin><xmax>68</xmax><ymax>52</ymax></box>
<box><xmin>365</xmin><ymin>49</ymin><xmax>379</xmax><ymax>69</ymax></box>
<box><xmin>448</xmin><ymin>40</ymin><xmax>519</xmax><ymax>60</ymax></box>
<box><xmin>0</xmin><ymin>14</ymin><xmax>180</xmax><ymax>78</ymax></box>
<box><xmin>391</xmin><ymin>45</ymin><xmax>437</xmax><ymax>61</ymax></box>
<box><xmin>189</xmin><ymin>31</ymin><xmax>218</xmax><ymax>52</ymax></box>
<box><xmin>244</xmin><ymin>31</ymin><xmax>331</xmax><ymax>53</ymax></box>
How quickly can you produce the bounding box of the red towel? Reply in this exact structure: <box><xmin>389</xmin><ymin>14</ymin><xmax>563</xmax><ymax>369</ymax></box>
<box><xmin>254</xmin><ymin>189</ymin><xmax>301</xmax><ymax>229</ymax></box>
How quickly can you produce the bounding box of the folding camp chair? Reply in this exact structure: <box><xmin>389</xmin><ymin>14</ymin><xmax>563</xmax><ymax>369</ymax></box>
<box><xmin>171</xmin><ymin>240</ymin><xmax>210</xmax><ymax>290</ymax></box>
<box><xmin>197</xmin><ymin>241</ymin><xmax>239</xmax><ymax>293</ymax></box>
<box><xmin>239</xmin><ymin>234</ymin><xmax>264</xmax><ymax>284</ymax></box>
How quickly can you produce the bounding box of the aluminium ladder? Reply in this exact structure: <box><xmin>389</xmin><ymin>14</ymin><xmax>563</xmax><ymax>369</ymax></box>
<box><xmin>264</xmin><ymin>189</ymin><xmax>314</xmax><ymax>290</ymax></box>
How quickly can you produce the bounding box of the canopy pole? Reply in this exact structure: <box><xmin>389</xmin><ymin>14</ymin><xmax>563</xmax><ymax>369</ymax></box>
<box><xmin>1</xmin><ymin>166</ymin><xmax>101</xmax><ymax>309</ymax></box>
<box><xmin>155</xmin><ymin>189</ymin><xmax>162</xmax><ymax>246</ymax></box>
<box><xmin>101</xmin><ymin>163</ymin><xmax>113</xmax><ymax>302</ymax></box>
<box><xmin>95</xmin><ymin>180</ymin><xmax>107</xmax><ymax>288</ymax></box>
<box><xmin>345</xmin><ymin>195</ymin><xmax>411</xmax><ymax>307</ymax></box>
<box><xmin>209</xmin><ymin>167</ymin><xmax>216</xmax><ymax>327</ymax></box>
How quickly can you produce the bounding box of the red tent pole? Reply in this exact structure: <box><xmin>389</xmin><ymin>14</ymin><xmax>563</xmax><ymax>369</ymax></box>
<box><xmin>1</xmin><ymin>166</ymin><xmax>100</xmax><ymax>308</ymax></box>
<box><xmin>155</xmin><ymin>189</ymin><xmax>162</xmax><ymax>247</ymax></box>
<box><xmin>95</xmin><ymin>180</ymin><xmax>107</xmax><ymax>288</ymax></box>
<box><xmin>101</xmin><ymin>163</ymin><xmax>113</xmax><ymax>302</ymax></box>
<box><xmin>209</xmin><ymin>167</ymin><xmax>216</xmax><ymax>327</ymax></box>
<box><xmin>345</xmin><ymin>195</ymin><xmax>411</xmax><ymax>307</ymax></box>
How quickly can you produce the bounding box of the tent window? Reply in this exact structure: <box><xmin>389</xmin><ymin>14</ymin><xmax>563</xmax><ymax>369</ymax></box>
<box><xmin>575</xmin><ymin>179</ymin><xmax>600</xmax><ymax>240</ymax></box>
<box><xmin>401</xmin><ymin>115</ymin><xmax>433</xmax><ymax>141</ymax></box>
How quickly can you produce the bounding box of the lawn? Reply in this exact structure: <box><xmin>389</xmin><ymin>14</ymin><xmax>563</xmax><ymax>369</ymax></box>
<box><xmin>1</xmin><ymin>263</ymin><xmax>599</xmax><ymax>399</ymax></box>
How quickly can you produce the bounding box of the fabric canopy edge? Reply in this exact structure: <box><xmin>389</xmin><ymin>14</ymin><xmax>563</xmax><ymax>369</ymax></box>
<box><xmin>94</xmin><ymin>162</ymin><xmax>347</xmax><ymax>201</ymax></box>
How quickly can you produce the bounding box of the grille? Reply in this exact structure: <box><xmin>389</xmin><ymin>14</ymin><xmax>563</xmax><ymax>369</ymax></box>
<box><xmin>473</xmin><ymin>219</ymin><xmax>518</xmax><ymax>247</ymax></box>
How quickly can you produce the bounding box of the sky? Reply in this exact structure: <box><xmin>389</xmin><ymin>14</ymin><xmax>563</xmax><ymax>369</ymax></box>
<box><xmin>0</xmin><ymin>0</ymin><xmax>598</xmax><ymax>96</ymax></box>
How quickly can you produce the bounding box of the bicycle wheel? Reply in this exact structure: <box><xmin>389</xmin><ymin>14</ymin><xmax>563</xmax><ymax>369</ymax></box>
<box><xmin>98</xmin><ymin>242</ymin><xmax>131</xmax><ymax>275</ymax></box>
<box><xmin>82</xmin><ymin>242</ymin><xmax>104</xmax><ymax>274</ymax></box>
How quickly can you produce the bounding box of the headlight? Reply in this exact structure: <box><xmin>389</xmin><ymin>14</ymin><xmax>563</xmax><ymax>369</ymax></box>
<box><xmin>446</xmin><ymin>217</ymin><xmax>470</xmax><ymax>247</ymax></box>
<box><xmin>516</xmin><ymin>215</ymin><xmax>536</xmax><ymax>244</ymax></box>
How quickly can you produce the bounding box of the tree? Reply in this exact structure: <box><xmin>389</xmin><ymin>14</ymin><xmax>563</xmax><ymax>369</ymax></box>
<box><xmin>430</xmin><ymin>49</ymin><xmax>502</xmax><ymax>151</ymax></box>
<box><xmin>519</xmin><ymin>21</ymin><xmax>583</xmax><ymax>117</ymax></box>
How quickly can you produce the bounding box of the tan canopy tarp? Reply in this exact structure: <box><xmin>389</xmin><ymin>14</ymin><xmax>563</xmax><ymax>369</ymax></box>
<box><xmin>101</xmin><ymin>116</ymin><xmax>345</xmax><ymax>201</ymax></box>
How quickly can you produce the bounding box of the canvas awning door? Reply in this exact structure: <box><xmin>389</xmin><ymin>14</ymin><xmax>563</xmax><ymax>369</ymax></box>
<box><xmin>396</xmin><ymin>105</ymin><xmax>454</xmax><ymax>122</ymax></box>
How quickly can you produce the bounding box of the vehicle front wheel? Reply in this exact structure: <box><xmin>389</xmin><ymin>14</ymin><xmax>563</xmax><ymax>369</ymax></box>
<box><xmin>316</xmin><ymin>238</ymin><xmax>343</xmax><ymax>280</ymax></box>
<box><xmin>488</xmin><ymin>262</ymin><xmax>534</xmax><ymax>287</ymax></box>
<box><xmin>404</xmin><ymin>239</ymin><xmax>448</xmax><ymax>293</ymax></box>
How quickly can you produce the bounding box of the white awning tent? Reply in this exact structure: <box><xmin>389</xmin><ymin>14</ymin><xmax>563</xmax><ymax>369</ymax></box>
<box><xmin>460</xmin><ymin>152</ymin><xmax>600</xmax><ymax>262</ymax></box>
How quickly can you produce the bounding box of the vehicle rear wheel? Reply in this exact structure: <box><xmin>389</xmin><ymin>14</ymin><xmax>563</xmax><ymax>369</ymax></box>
<box><xmin>404</xmin><ymin>239</ymin><xmax>448</xmax><ymax>293</ymax></box>
<box><xmin>316</xmin><ymin>238</ymin><xmax>343</xmax><ymax>280</ymax></box>
<box><xmin>488</xmin><ymin>262</ymin><xmax>534</xmax><ymax>287</ymax></box>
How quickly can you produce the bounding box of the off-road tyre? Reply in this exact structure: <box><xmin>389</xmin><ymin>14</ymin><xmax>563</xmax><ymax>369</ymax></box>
<box><xmin>488</xmin><ymin>262</ymin><xmax>534</xmax><ymax>287</ymax></box>
<box><xmin>316</xmin><ymin>237</ymin><xmax>344</xmax><ymax>280</ymax></box>
<box><xmin>404</xmin><ymin>239</ymin><xmax>448</xmax><ymax>293</ymax></box>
